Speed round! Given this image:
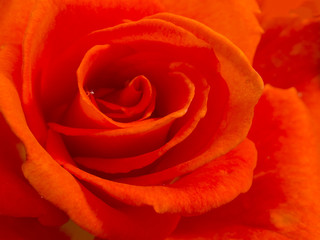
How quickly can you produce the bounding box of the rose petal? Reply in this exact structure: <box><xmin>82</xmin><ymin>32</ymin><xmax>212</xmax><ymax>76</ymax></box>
<box><xmin>93</xmin><ymin>75</ymin><xmax>155</xmax><ymax>122</ymax></box>
<box><xmin>45</xmin><ymin>18</ymin><xmax>224</xmax><ymax>175</ymax></box>
<box><xmin>21</xmin><ymin>0</ymin><xmax>162</xmax><ymax>143</ymax></box>
<box><xmin>118</xmin><ymin>13</ymin><xmax>263</xmax><ymax>184</ymax></box>
<box><xmin>253</xmin><ymin>17</ymin><xmax>320</xmax><ymax>88</ymax></box>
<box><xmin>168</xmin><ymin>85</ymin><xmax>320</xmax><ymax>239</ymax></box>
<box><xmin>158</xmin><ymin>0</ymin><xmax>263</xmax><ymax>62</ymax></box>
<box><xmin>0</xmin><ymin>45</ymin><xmax>67</xmax><ymax>226</ymax></box>
<box><xmin>0</xmin><ymin>68</ymin><xmax>180</xmax><ymax>240</ymax></box>
<box><xmin>0</xmin><ymin>0</ymin><xmax>35</xmax><ymax>45</ymax></box>
<box><xmin>299</xmin><ymin>76</ymin><xmax>320</xmax><ymax>136</ymax></box>
<box><xmin>253</xmin><ymin>16</ymin><xmax>320</xmax><ymax>142</ymax></box>
<box><xmin>49</xmin><ymin>131</ymin><xmax>257</xmax><ymax>215</ymax></box>
<box><xmin>49</xmin><ymin>69</ymin><xmax>195</xmax><ymax>159</ymax></box>
<box><xmin>0</xmin><ymin>216</ymin><xmax>69</xmax><ymax>240</ymax></box>
<box><xmin>167</xmin><ymin>223</ymin><xmax>291</xmax><ymax>240</ymax></box>
<box><xmin>0</xmin><ymin>115</ymin><xmax>67</xmax><ymax>226</ymax></box>
<box><xmin>247</xmin><ymin>86</ymin><xmax>320</xmax><ymax>240</ymax></box>
<box><xmin>43</xmin><ymin>17</ymin><xmax>216</xmax><ymax>126</ymax></box>
<box><xmin>62</xmin><ymin>39</ymin><xmax>198</xmax><ymax>128</ymax></box>
<box><xmin>257</xmin><ymin>0</ymin><xmax>320</xmax><ymax>28</ymax></box>
<box><xmin>47</xmin><ymin>66</ymin><xmax>208</xmax><ymax>174</ymax></box>
<box><xmin>46</xmin><ymin>14</ymin><xmax>262</xmax><ymax>182</ymax></box>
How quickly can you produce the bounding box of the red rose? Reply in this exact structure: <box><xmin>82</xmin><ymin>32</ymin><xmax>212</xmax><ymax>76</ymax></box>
<box><xmin>0</xmin><ymin>0</ymin><xmax>319</xmax><ymax>240</ymax></box>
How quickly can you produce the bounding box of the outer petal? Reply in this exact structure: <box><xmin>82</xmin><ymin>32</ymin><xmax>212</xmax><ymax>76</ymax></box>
<box><xmin>0</xmin><ymin>216</ymin><xmax>69</xmax><ymax>240</ymax></box>
<box><xmin>0</xmin><ymin>65</ymin><xmax>180</xmax><ymax>240</ymax></box>
<box><xmin>0</xmin><ymin>45</ymin><xmax>67</xmax><ymax>225</ymax></box>
<box><xmin>247</xmin><ymin>86</ymin><xmax>320</xmax><ymax>240</ymax></box>
<box><xmin>0</xmin><ymin>0</ymin><xmax>35</xmax><ymax>45</ymax></box>
<box><xmin>118</xmin><ymin>13</ymin><xmax>263</xmax><ymax>185</ymax></box>
<box><xmin>167</xmin><ymin>224</ymin><xmax>291</xmax><ymax>240</ymax></box>
<box><xmin>257</xmin><ymin>0</ymin><xmax>320</xmax><ymax>28</ymax></box>
<box><xmin>158</xmin><ymin>0</ymin><xmax>263</xmax><ymax>62</ymax></box>
<box><xmin>49</xmin><ymin>132</ymin><xmax>257</xmax><ymax>215</ymax></box>
<box><xmin>21</xmin><ymin>0</ymin><xmax>163</xmax><ymax>144</ymax></box>
<box><xmin>168</xmin><ymin>85</ymin><xmax>320</xmax><ymax>239</ymax></box>
<box><xmin>0</xmin><ymin>44</ymin><xmax>258</xmax><ymax>239</ymax></box>
<box><xmin>253</xmin><ymin>16</ymin><xmax>320</xmax><ymax>137</ymax></box>
<box><xmin>253</xmin><ymin>17</ymin><xmax>320</xmax><ymax>88</ymax></box>
<box><xmin>299</xmin><ymin>76</ymin><xmax>320</xmax><ymax>136</ymax></box>
<box><xmin>0</xmin><ymin>115</ymin><xmax>67</xmax><ymax>225</ymax></box>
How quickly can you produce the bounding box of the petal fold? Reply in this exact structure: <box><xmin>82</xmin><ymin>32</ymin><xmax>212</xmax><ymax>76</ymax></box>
<box><xmin>169</xmin><ymin>85</ymin><xmax>320</xmax><ymax>240</ymax></box>
<box><xmin>158</xmin><ymin>0</ymin><xmax>262</xmax><ymax>62</ymax></box>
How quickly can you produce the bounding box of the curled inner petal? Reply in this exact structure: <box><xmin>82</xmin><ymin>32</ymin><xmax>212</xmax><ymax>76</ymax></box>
<box><xmin>92</xmin><ymin>75</ymin><xmax>156</xmax><ymax>122</ymax></box>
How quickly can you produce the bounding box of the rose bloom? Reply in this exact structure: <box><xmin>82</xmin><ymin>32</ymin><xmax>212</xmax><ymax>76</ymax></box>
<box><xmin>0</xmin><ymin>0</ymin><xmax>319</xmax><ymax>239</ymax></box>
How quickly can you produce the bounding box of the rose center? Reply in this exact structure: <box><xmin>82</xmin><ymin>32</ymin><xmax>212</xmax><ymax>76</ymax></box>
<box><xmin>86</xmin><ymin>75</ymin><xmax>156</xmax><ymax>122</ymax></box>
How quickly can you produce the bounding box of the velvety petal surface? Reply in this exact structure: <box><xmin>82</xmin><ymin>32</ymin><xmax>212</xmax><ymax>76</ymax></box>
<box><xmin>118</xmin><ymin>13</ymin><xmax>263</xmax><ymax>185</ymax></box>
<box><xmin>0</xmin><ymin>0</ymin><xmax>35</xmax><ymax>45</ymax></box>
<box><xmin>0</xmin><ymin>45</ymin><xmax>67</xmax><ymax>226</ymax></box>
<box><xmin>0</xmin><ymin>216</ymin><xmax>69</xmax><ymax>240</ymax></box>
<box><xmin>167</xmin><ymin>85</ymin><xmax>320</xmax><ymax>239</ymax></box>
<box><xmin>253</xmin><ymin>17</ymin><xmax>320</xmax><ymax>88</ymax></box>
<box><xmin>257</xmin><ymin>0</ymin><xmax>320</xmax><ymax>28</ymax></box>
<box><xmin>0</xmin><ymin>62</ymin><xmax>180</xmax><ymax>240</ymax></box>
<box><xmin>48</xmin><ymin>130</ymin><xmax>256</xmax><ymax>215</ymax></box>
<box><xmin>0</xmin><ymin>115</ymin><xmax>67</xmax><ymax>226</ymax></box>
<box><xmin>158</xmin><ymin>0</ymin><xmax>262</xmax><ymax>62</ymax></box>
<box><xmin>29</xmin><ymin>8</ymin><xmax>262</xmax><ymax>183</ymax></box>
<box><xmin>1</xmin><ymin>1</ymin><xmax>266</xmax><ymax>239</ymax></box>
<box><xmin>253</xmin><ymin>14</ymin><xmax>320</xmax><ymax>142</ymax></box>
<box><xmin>21</xmin><ymin>0</ymin><xmax>163</xmax><ymax>143</ymax></box>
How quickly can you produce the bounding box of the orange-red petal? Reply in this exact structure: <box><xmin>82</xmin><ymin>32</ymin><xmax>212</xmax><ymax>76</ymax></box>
<box><xmin>168</xmin><ymin>85</ymin><xmax>320</xmax><ymax>239</ymax></box>
<box><xmin>49</xmin><ymin>132</ymin><xmax>257</xmax><ymax>215</ymax></box>
<box><xmin>257</xmin><ymin>0</ymin><xmax>320</xmax><ymax>29</ymax></box>
<box><xmin>253</xmin><ymin>17</ymin><xmax>320</xmax><ymax>88</ymax></box>
<box><xmin>0</xmin><ymin>0</ymin><xmax>35</xmax><ymax>45</ymax></box>
<box><xmin>167</xmin><ymin>223</ymin><xmax>291</xmax><ymax>240</ymax></box>
<box><xmin>158</xmin><ymin>0</ymin><xmax>262</xmax><ymax>62</ymax></box>
<box><xmin>21</xmin><ymin>0</ymin><xmax>163</xmax><ymax>143</ymax></box>
<box><xmin>0</xmin><ymin>59</ymin><xmax>180</xmax><ymax>240</ymax></box>
<box><xmin>0</xmin><ymin>216</ymin><xmax>69</xmax><ymax>240</ymax></box>
<box><xmin>0</xmin><ymin>45</ymin><xmax>67</xmax><ymax>226</ymax></box>
<box><xmin>0</xmin><ymin>115</ymin><xmax>67</xmax><ymax>226</ymax></box>
<box><xmin>118</xmin><ymin>13</ymin><xmax>263</xmax><ymax>185</ymax></box>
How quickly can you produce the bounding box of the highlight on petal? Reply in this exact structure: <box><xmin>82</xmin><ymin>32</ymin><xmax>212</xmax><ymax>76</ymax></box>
<box><xmin>168</xmin><ymin>85</ymin><xmax>320</xmax><ymax>240</ymax></box>
<box><xmin>158</xmin><ymin>0</ymin><xmax>263</xmax><ymax>62</ymax></box>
